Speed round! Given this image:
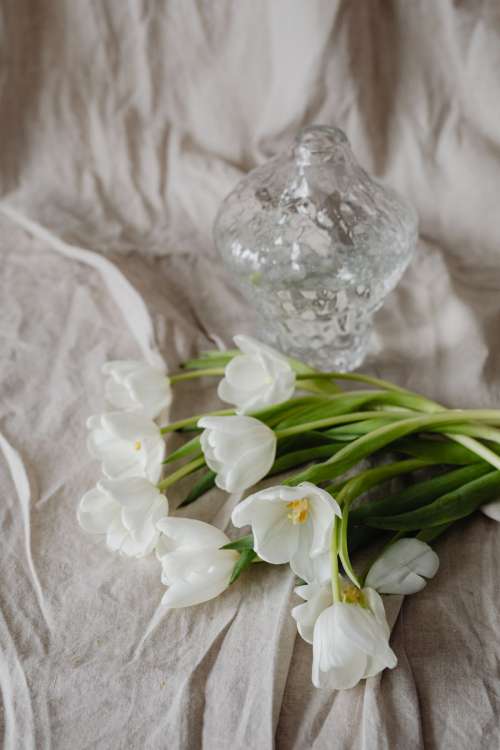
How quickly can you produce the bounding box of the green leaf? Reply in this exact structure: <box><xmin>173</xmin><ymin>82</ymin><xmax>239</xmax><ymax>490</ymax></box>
<box><xmin>222</xmin><ymin>534</ymin><xmax>254</xmax><ymax>551</ymax></box>
<box><xmin>178</xmin><ymin>471</ymin><xmax>216</xmax><ymax>507</ymax></box>
<box><xmin>324</xmin><ymin>417</ymin><xmax>395</xmax><ymax>440</ymax></box>
<box><xmin>347</xmin><ymin>525</ymin><xmax>389</xmax><ymax>555</ymax></box>
<box><xmin>229</xmin><ymin>548</ymin><xmax>258</xmax><ymax>584</ymax></box>
<box><xmin>274</xmin><ymin>391</ymin><xmax>386</xmax><ymax>430</ymax></box>
<box><xmin>252</xmin><ymin>397</ymin><xmax>326</xmax><ymax>428</ymax></box>
<box><xmin>333</xmin><ymin>459</ymin><xmax>432</xmax><ymax>507</ymax></box>
<box><xmin>351</xmin><ymin>463</ymin><xmax>492</xmax><ymax>522</ymax></box>
<box><xmin>417</xmin><ymin>523</ymin><xmax>452</xmax><ymax>543</ymax></box>
<box><xmin>289</xmin><ymin>412</ymin><xmax>494</xmax><ymax>485</ymax></box>
<box><xmin>338</xmin><ymin>502</ymin><xmax>361</xmax><ymax>587</ymax></box>
<box><xmin>276</xmin><ymin>430</ymin><xmax>340</xmax><ymax>457</ymax></box>
<box><xmin>269</xmin><ymin>444</ymin><xmax>344</xmax><ymax>476</ymax></box>
<box><xmin>394</xmin><ymin>436</ymin><xmax>483</xmax><ymax>465</ymax></box>
<box><xmin>289</xmin><ymin>357</ymin><xmax>341</xmax><ymax>394</ymax></box>
<box><xmin>366</xmin><ymin>469</ymin><xmax>500</xmax><ymax>530</ymax></box>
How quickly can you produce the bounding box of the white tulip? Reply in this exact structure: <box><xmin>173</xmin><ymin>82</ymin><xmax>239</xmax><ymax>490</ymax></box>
<box><xmin>292</xmin><ymin>581</ymin><xmax>333</xmax><ymax>644</ymax></box>
<box><xmin>87</xmin><ymin>412</ymin><xmax>165</xmax><ymax>483</ymax></box>
<box><xmin>156</xmin><ymin>517</ymin><xmax>239</xmax><ymax>608</ymax></box>
<box><xmin>312</xmin><ymin>586</ymin><xmax>397</xmax><ymax>690</ymax></box>
<box><xmin>481</xmin><ymin>500</ymin><xmax>500</xmax><ymax>522</ymax></box>
<box><xmin>217</xmin><ymin>335</ymin><xmax>296</xmax><ymax>414</ymax></box>
<box><xmin>365</xmin><ymin>538</ymin><xmax>439</xmax><ymax>595</ymax></box>
<box><xmin>77</xmin><ymin>476</ymin><xmax>168</xmax><ymax>557</ymax></box>
<box><xmin>231</xmin><ymin>482</ymin><xmax>340</xmax><ymax>582</ymax></box>
<box><xmin>198</xmin><ymin>415</ymin><xmax>277</xmax><ymax>492</ymax></box>
<box><xmin>102</xmin><ymin>360</ymin><xmax>172</xmax><ymax>419</ymax></box>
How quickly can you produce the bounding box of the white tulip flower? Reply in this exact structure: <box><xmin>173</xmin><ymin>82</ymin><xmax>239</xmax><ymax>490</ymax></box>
<box><xmin>311</xmin><ymin>586</ymin><xmax>397</xmax><ymax>690</ymax></box>
<box><xmin>198</xmin><ymin>415</ymin><xmax>277</xmax><ymax>493</ymax></box>
<box><xmin>481</xmin><ymin>500</ymin><xmax>500</xmax><ymax>522</ymax></box>
<box><xmin>365</xmin><ymin>538</ymin><xmax>439</xmax><ymax>595</ymax></box>
<box><xmin>217</xmin><ymin>335</ymin><xmax>296</xmax><ymax>414</ymax></box>
<box><xmin>87</xmin><ymin>412</ymin><xmax>165</xmax><ymax>483</ymax></box>
<box><xmin>231</xmin><ymin>482</ymin><xmax>340</xmax><ymax>582</ymax></box>
<box><xmin>102</xmin><ymin>360</ymin><xmax>172</xmax><ymax>419</ymax></box>
<box><xmin>156</xmin><ymin>517</ymin><xmax>239</xmax><ymax>608</ymax></box>
<box><xmin>78</xmin><ymin>476</ymin><xmax>168</xmax><ymax>557</ymax></box>
<box><xmin>291</xmin><ymin>581</ymin><xmax>333</xmax><ymax>644</ymax></box>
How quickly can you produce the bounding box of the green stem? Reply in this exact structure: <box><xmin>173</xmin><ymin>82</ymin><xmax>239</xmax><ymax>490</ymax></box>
<box><xmin>296</xmin><ymin>371</ymin><xmax>407</xmax><ymax>393</ymax></box>
<box><xmin>157</xmin><ymin>456</ymin><xmax>206</xmax><ymax>490</ymax></box>
<box><xmin>169</xmin><ymin>368</ymin><xmax>225</xmax><ymax>383</ymax></box>
<box><xmin>330</xmin><ymin>517</ymin><xmax>341</xmax><ymax>603</ymax></box>
<box><xmin>441</xmin><ymin>424</ymin><xmax>500</xmax><ymax>444</ymax></box>
<box><xmin>417</xmin><ymin>523</ymin><xmax>453</xmax><ymax>543</ymax></box>
<box><xmin>332</xmin><ymin>460</ymin><xmax>429</xmax><ymax>587</ymax></box>
<box><xmin>297</xmin><ymin>373</ymin><xmax>500</xmax><ymax>472</ymax></box>
<box><xmin>288</xmin><ymin>410</ymin><xmax>500</xmax><ymax>485</ymax></box>
<box><xmin>335</xmin><ymin>459</ymin><xmax>432</xmax><ymax>505</ymax></box>
<box><xmin>443</xmin><ymin>433</ymin><xmax>500</xmax><ymax>470</ymax></box>
<box><xmin>275</xmin><ymin>410</ymin><xmax>407</xmax><ymax>439</ymax></box>
<box><xmin>160</xmin><ymin>408</ymin><xmax>234</xmax><ymax>434</ymax></box>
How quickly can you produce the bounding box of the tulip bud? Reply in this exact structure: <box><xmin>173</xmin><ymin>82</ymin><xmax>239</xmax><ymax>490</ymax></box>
<box><xmin>218</xmin><ymin>335</ymin><xmax>295</xmax><ymax>414</ymax></box>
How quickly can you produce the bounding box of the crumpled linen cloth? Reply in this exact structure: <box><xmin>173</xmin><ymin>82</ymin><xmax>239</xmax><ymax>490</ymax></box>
<box><xmin>1</xmin><ymin>1</ymin><xmax>500</xmax><ymax>748</ymax></box>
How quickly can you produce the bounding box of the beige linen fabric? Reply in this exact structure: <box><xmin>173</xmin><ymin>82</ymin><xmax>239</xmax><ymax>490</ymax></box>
<box><xmin>1</xmin><ymin>1</ymin><xmax>500</xmax><ymax>748</ymax></box>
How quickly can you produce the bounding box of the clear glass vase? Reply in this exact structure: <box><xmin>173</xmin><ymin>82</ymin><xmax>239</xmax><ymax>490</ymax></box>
<box><xmin>214</xmin><ymin>125</ymin><xmax>418</xmax><ymax>371</ymax></box>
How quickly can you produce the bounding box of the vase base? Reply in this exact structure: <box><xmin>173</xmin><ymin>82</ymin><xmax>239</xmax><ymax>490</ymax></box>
<box><xmin>258</xmin><ymin>328</ymin><xmax>371</xmax><ymax>373</ymax></box>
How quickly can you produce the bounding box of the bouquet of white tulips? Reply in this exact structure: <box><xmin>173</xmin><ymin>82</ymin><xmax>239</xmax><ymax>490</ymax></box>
<box><xmin>79</xmin><ymin>335</ymin><xmax>500</xmax><ymax>690</ymax></box>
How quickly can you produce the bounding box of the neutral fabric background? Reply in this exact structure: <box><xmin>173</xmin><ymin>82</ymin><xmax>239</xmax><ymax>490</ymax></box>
<box><xmin>1</xmin><ymin>1</ymin><xmax>500</xmax><ymax>748</ymax></box>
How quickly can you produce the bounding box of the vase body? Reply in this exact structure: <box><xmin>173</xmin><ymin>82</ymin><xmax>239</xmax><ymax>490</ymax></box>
<box><xmin>214</xmin><ymin>126</ymin><xmax>418</xmax><ymax>371</ymax></box>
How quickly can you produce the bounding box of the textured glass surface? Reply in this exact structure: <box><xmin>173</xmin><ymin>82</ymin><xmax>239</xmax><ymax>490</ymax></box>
<box><xmin>214</xmin><ymin>126</ymin><xmax>418</xmax><ymax>371</ymax></box>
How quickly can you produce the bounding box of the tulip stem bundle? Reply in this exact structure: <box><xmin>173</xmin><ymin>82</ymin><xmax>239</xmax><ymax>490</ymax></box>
<box><xmin>79</xmin><ymin>335</ymin><xmax>500</xmax><ymax>691</ymax></box>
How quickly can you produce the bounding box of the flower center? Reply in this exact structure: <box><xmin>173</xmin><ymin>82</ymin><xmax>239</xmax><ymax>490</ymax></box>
<box><xmin>287</xmin><ymin>498</ymin><xmax>310</xmax><ymax>525</ymax></box>
<box><xmin>342</xmin><ymin>584</ymin><xmax>365</xmax><ymax>606</ymax></box>
<box><xmin>134</xmin><ymin>440</ymin><xmax>142</xmax><ymax>451</ymax></box>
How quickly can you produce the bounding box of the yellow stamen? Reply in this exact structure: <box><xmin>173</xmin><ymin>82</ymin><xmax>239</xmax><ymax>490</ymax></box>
<box><xmin>134</xmin><ymin>440</ymin><xmax>142</xmax><ymax>451</ymax></box>
<box><xmin>342</xmin><ymin>584</ymin><xmax>364</xmax><ymax>606</ymax></box>
<box><xmin>287</xmin><ymin>498</ymin><xmax>310</xmax><ymax>525</ymax></box>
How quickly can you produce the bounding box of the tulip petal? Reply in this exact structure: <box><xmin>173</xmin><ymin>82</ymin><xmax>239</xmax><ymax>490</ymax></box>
<box><xmin>292</xmin><ymin>583</ymin><xmax>332</xmax><ymax>644</ymax></box>
<box><xmin>290</xmin><ymin>523</ymin><xmax>331</xmax><ymax>582</ymax></box>
<box><xmin>312</xmin><ymin>605</ymin><xmax>368</xmax><ymax>689</ymax></box>
<box><xmin>216</xmin><ymin>336</ymin><xmax>295</xmax><ymax>413</ymax></box>
<box><xmin>336</xmin><ymin>602</ymin><xmax>396</xmax><ymax>665</ymax></box>
<box><xmin>156</xmin><ymin>517</ymin><xmax>229</xmax><ymax>554</ymax></box>
<box><xmin>102</xmin><ymin>360</ymin><xmax>142</xmax><ymax>377</ymax></box>
<box><xmin>143</xmin><ymin>437</ymin><xmax>166</xmax><ymax>483</ymax></box>
<box><xmin>233</xmin><ymin>335</ymin><xmax>289</xmax><ymax>365</ymax></box>
<box><xmin>232</xmin><ymin>494</ymin><xmax>297</xmax><ymax>563</ymax></box>
<box><xmin>481</xmin><ymin>499</ymin><xmax>500</xmax><ymax>522</ymax></box>
<box><xmin>77</xmin><ymin>487</ymin><xmax>119</xmax><ymax>534</ymax></box>
<box><xmin>198</xmin><ymin>415</ymin><xmax>263</xmax><ymax>434</ymax></box>
<box><xmin>223</xmin><ymin>441</ymin><xmax>276</xmax><ymax>492</ymax></box>
<box><xmin>365</xmin><ymin>539</ymin><xmax>439</xmax><ymax>595</ymax></box>
<box><xmin>223</xmin><ymin>354</ymin><xmax>269</xmax><ymax>392</ymax></box>
<box><xmin>160</xmin><ymin>549</ymin><xmax>237</xmax><ymax>607</ymax></box>
<box><xmin>100</xmin><ymin>444</ymin><xmax>145</xmax><ymax>479</ymax></box>
<box><xmin>99</xmin><ymin>476</ymin><xmax>162</xmax><ymax>509</ymax></box>
<box><xmin>128</xmin><ymin>368</ymin><xmax>172</xmax><ymax>418</ymax></box>
<box><xmin>101</xmin><ymin>412</ymin><xmax>161</xmax><ymax>440</ymax></box>
<box><xmin>105</xmin><ymin>377</ymin><xmax>136</xmax><ymax>410</ymax></box>
<box><xmin>102</xmin><ymin>360</ymin><xmax>169</xmax><ymax>418</ymax></box>
<box><xmin>302</xmin><ymin>483</ymin><xmax>340</xmax><ymax>557</ymax></box>
<box><xmin>130</xmin><ymin>497</ymin><xmax>167</xmax><ymax>550</ymax></box>
<box><xmin>106</xmin><ymin>516</ymin><xmax>129</xmax><ymax>552</ymax></box>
